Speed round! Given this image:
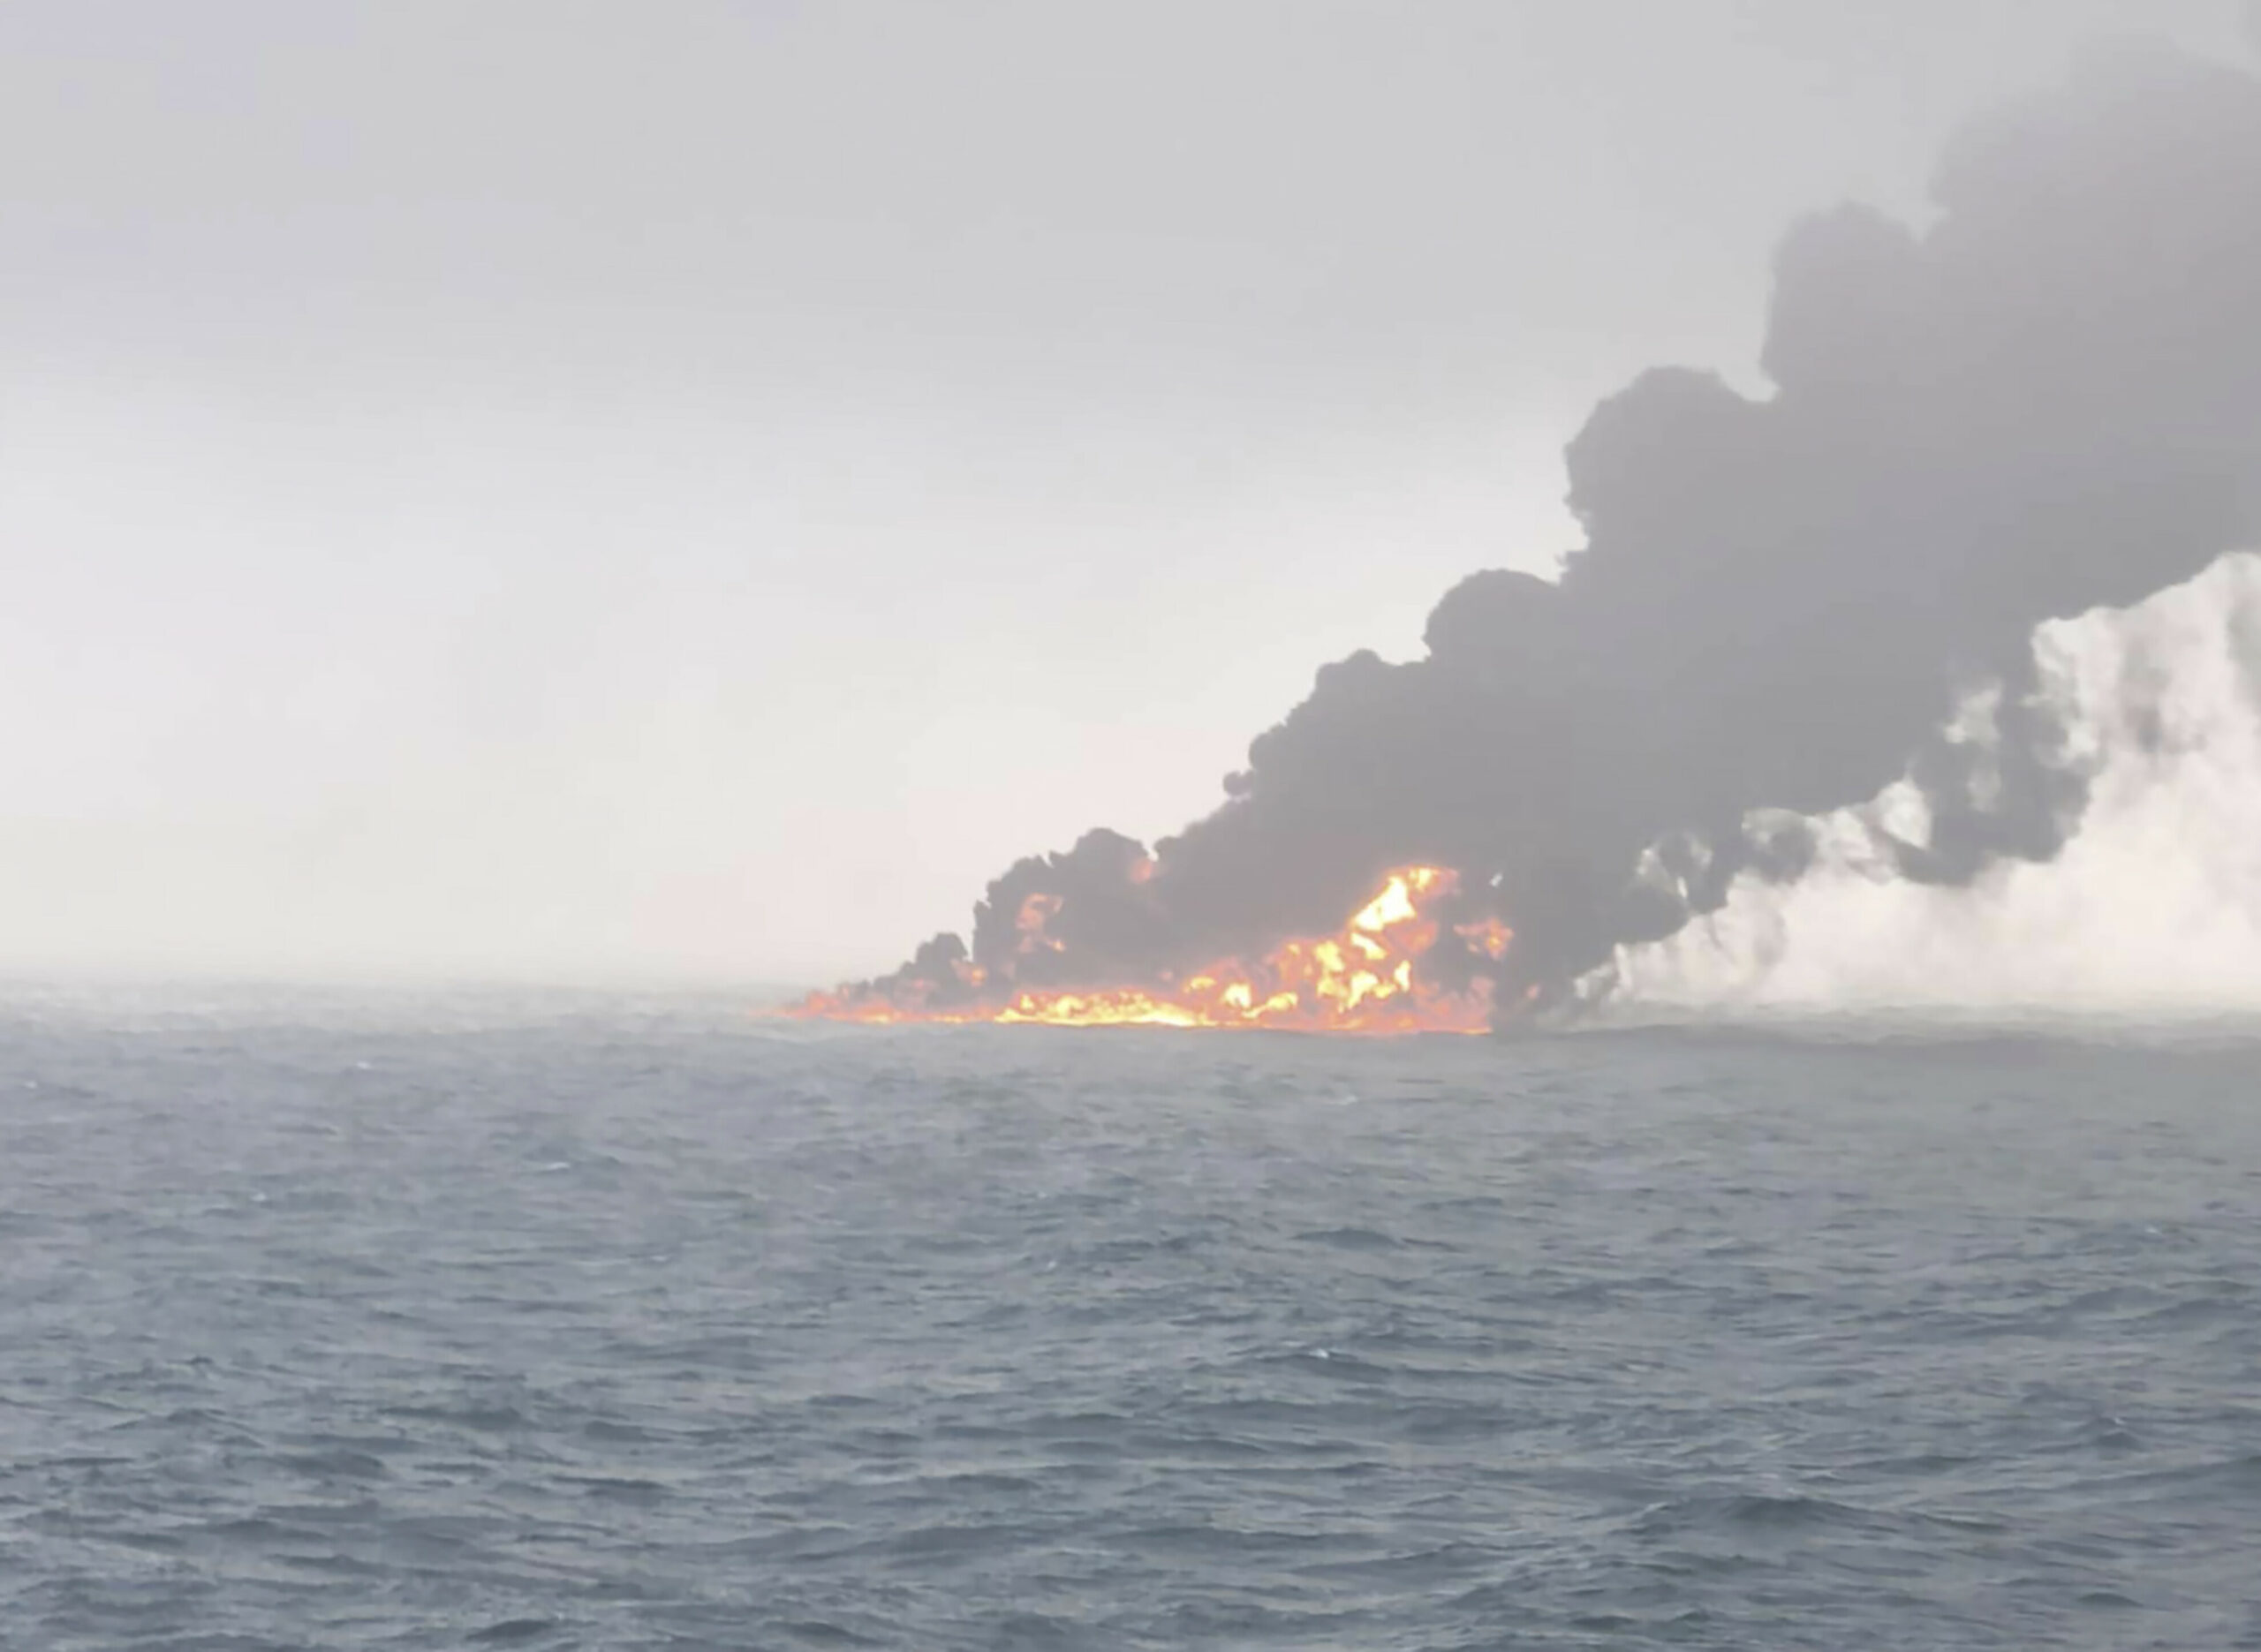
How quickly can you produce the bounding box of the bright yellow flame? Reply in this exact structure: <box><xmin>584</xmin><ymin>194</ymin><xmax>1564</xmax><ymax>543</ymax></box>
<box><xmin>791</xmin><ymin>864</ymin><xmax>1512</xmax><ymax>1036</ymax></box>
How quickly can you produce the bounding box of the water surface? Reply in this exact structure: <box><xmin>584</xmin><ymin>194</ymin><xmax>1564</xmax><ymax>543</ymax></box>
<box><xmin>3</xmin><ymin>989</ymin><xmax>2257</xmax><ymax>1648</ymax></box>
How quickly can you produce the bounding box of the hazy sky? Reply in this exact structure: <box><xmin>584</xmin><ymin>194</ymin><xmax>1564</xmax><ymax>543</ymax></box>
<box><xmin>4</xmin><ymin>1</ymin><xmax>2254</xmax><ymax>985</ymax></box>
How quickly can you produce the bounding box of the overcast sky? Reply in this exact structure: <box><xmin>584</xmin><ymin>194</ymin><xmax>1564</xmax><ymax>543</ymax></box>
<box><xmin>3</xmin><ymin>0</ymin><xmax>2254</xmax><ymax>986</ymax></box>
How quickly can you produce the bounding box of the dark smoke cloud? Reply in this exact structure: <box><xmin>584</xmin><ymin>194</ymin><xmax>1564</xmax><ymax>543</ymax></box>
<box><xmin>843</xmin><ymin>43</ymin><xmax>2261</xmax><ymax>1018</ymax></box>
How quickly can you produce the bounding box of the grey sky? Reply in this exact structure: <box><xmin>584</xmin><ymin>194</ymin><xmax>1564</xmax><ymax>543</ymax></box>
<box><xmin>3</xmin><ymin>1</ymin><xmax>2252</xmax><ymax>984</ymax></box>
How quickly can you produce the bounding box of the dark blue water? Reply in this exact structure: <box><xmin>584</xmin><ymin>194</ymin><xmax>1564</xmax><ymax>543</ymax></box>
<box><xmin>3</xmin><ymin>987</ymin><xmax>2257</xmax><ymax>1648</ymax></box>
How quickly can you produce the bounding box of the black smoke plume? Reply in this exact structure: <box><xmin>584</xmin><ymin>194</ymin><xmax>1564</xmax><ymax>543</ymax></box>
<box><xmin>837</xmin><ymin>44</ymin><xmax>2261</xmax><ymax>1020</ymax></box>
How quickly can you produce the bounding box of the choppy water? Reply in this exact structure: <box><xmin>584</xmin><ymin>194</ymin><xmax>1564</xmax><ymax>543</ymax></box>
<box><xmin>3</xmin><ymin>987</ymin><xmax>2258</xmax><ymax>1648</ymax></box>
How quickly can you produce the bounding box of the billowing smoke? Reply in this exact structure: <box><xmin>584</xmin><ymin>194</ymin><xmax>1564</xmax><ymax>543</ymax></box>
<box><xmin>1598</xmin><ymin>549</ymin><xmax>2261</xmax><ymax>1016</ymax></box>
<box><xmin>832</xmin><ymin>43</ymin><xmax>2261</xmax><ymax>1021</ymax></box>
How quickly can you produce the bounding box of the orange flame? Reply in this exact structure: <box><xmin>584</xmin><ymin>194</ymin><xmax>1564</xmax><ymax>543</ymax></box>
<box><xmin>791</xmin><ymin>864</ymin><xmax>1510</xmax><ymax>1035</ymax></box>
<box><xmin>1014</xmin><ymin>892</ymin><xmax>1066</xmax><ymax>954</ymax></box>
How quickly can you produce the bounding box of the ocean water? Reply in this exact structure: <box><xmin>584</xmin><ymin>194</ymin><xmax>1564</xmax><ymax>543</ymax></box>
<box><xmin>3</xmin><ymin>988</ymin><xmax>2258</xmax><ymax>1649</ymax></box>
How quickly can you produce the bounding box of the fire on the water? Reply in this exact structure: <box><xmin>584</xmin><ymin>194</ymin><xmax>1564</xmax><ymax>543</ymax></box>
<box><xmin>791</xmin><ymin>865</ymin><xmax>1513</xmax><ymax>1034</ymax></box>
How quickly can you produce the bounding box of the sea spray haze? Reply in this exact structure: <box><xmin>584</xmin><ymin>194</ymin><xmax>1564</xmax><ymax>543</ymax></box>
<box><xmin>813</xmin><ymin>44</ymin><xmax>2261</xmax><ymax>1026</ymax></box>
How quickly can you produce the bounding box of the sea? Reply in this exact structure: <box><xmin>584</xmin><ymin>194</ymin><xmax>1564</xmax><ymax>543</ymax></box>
<box><xmin>3</xmin><ymin>983</ymin><xmax>2257</xmax><ymax>1649</ymax></box>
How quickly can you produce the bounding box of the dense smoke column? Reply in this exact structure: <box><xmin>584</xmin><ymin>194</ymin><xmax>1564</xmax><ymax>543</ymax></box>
<box><xmin>843</xmin><ymin>45</ymin><xmax>2261</xmax><ymax>1019</ymax></box>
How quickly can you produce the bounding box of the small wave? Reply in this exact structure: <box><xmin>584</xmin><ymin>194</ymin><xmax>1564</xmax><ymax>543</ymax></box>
<box><xmin>468</xmin><ymin>1619</ymin><xmax>559</xmax><ymax>1645</ymax></box>
<box><xmin>1294</xmin><ymin>1226</ymin><xmax>1401</xmax><ymax>1252</ymax></box>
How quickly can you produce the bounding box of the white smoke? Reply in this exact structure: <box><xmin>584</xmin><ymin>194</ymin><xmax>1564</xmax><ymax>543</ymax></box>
<box><xmin>1594</xmin><ymin>550</ymin><xmax>2261</xmax><ymax>1016</ymax></box>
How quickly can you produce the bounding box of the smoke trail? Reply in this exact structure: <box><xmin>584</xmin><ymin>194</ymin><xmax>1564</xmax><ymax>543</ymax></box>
<box><xmin>828</xmin><ymin>43</ymin><xmax>2261</xmax><ymax>1022</ymax></box>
